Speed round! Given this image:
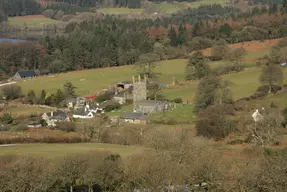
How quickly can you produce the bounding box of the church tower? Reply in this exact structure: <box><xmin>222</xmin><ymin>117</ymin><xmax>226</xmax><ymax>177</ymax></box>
<box><xmin>133</xmin><ymin>75</ymin><xmax>147</xmax><ymax>112</ymax></box>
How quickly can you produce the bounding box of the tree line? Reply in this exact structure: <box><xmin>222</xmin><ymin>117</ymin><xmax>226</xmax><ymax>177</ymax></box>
<box><xmin>2</xmin><ymin>4</ymin><xmax>287</xmax><ymax>78</ymax></box>
<box><xmin>0</xmin><ymin>126</ymin><xmax>286</xmax><ymax>192</ymax></box>
<box><xmin>0</xmin><ymin>0</ymin><xmax>41</xmax><ymax>18</ymax></box>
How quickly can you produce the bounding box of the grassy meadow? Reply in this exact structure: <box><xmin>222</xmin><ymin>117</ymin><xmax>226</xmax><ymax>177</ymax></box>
<box><xmin>8</xmin><ymin>15</ymin><xmax>62</xmax><ymax>28</ymax></box>
<box><xmin>0</xmin><ymin>143</ymin><xmax>140</xmax><ymax>158</ymax></box>
<box><xmin>99</xmin><ymin>0</ymin><xmax>229</xmax><ymax>15</ymax></box>
<box><xmin>99</xmin><ymin>7</ymin><xmax>144</xmax><ymax>14</ymax></box>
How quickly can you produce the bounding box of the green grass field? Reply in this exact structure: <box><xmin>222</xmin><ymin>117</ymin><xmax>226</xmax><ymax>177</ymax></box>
<box><xmin>0</xmin><ymin>143</ymin><xmax>140</xmax><ymax>158</ymax></box>
<box><xmin>99</xmin><ymin>8</ymin><xmax>144</xmax><ymax>14</ymax></box>
<box><xmin>189</xmin><ymin>0</ymin><xmax>229</xmax><ymax>7</ymax></box>
<box><xmin>99</xmin><ymin>0</ymin><xmax>229</xmax><ymax>15</ymax></box>
<box><xmin>8</xmin><ymin>15</ymin><xmax>62</xmax><ymax>28</ymax></box>
<box><xmin>151</xmin><ymin>3</ymin><xmax>187</xmax><ymax>14</ymax></box>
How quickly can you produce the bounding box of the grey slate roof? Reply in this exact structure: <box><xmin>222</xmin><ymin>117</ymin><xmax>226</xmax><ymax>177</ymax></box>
<box><xmin>17</xmin><ymin>71</ymin><xmax>37</xmax><ymax>78</ymax></box>
<box><xmin>137</xmin><ymin>100</ymin><xmax>165</xmax><ymax>107</ymax></box>
<box><xmin>47</xmin><ymin>111</ymin><xmax>68</xmax><ymax>119</ymax></box>
<box><xmin>121</xmin><ymin>112</ymin><xmax>148</xmax><ymax>120</ymax></box>
<box><xmin>74</xmin><ymin>109</ymin><xmax>90</xmax><ymax>116</ymax></box>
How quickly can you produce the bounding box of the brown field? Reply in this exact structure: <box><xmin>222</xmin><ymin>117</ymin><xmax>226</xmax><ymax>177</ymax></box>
<box><xmin>201</xmin><ymin>38</ymin><xmax>280</xmax><ymax>56</ymax></box>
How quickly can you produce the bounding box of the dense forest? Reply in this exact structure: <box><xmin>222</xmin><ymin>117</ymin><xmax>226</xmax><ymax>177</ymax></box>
<box><xmin>2</xmin><ymin>3</ymin><xmax>287</xmax><ymax>79</ymax></box>
<box><xmin>40</xmin><ymin>0</ymin><xmax>142</xmax><ymax>8</ymax></box>
<box><xmin>0</xmin><ymin>0</ymin><xmax>41</xmax><ymax>17</ymax></box>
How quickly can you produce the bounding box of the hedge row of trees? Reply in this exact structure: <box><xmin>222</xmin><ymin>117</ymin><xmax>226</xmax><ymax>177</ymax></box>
<box><xmin>1</xmin><ymin>125</ymin><xmax>287</xmax><ymax>192</ymax></box>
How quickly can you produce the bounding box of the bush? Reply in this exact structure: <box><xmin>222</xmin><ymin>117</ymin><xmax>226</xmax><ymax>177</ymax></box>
<box><xmin>101</xmin><ymin>100</ymin><xmax>120</xmax><ymax>112</ymax></box>
<box><xmin>2</xmin><ymin>85</ymin><xmax>22</xmax><ymax>100</ymax></box>
<box><xmin>95</xmin><ymin>92</ymin><xmax>112</xmax><ymax>103</ymax></box>
<box><xmin>173</xmin><ymin>98</ymin><xmax>183</xmax><ymax>104</ymax></box>
<box><xmin>1</xmin><ymin>113</ymin><xmax>14</xmax><ymax>124</ymax></box>
<box><xmin>11</xmin><ymin>124</ymin><xmax>28</xmax><ymax>132</ymax></box>
<box><xmin>271</xmin><ymin>85</ymin><xmax>282</xmax><ymax>94</ymax></box>
<box><xmin>196</xmin><ymin>105</ymin><xmax>234</xmax><ymax>140</ymax></box>
<box><xmin>57</xmin><ymin>122</ymin><xmax>76</xmax><ymax>132</ymax></box>
<box><xmin>254</xmin><ymin>85</ymin><xmax>269</xmax><ymax>98</ymax></box>
<box><xmin>212</xmin><ymin>65</ymin><xmax>244</xmax><ymax>76</ymax></box>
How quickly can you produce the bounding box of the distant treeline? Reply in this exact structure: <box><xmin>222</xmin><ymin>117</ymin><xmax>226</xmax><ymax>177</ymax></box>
<box><xmin>41</xmin><ymin>0</ymin><xmax>142</xmax><ymax>8</ymax></box>
<box><xmin>2</xmin><ymin>4</ymin><xmax>287</xmax><ymax>79</ymax></box>
<box><xmin>0</xmin><ymin>0</ymin><xmax>41</xmax><ymax>17</ymax></box>
<box><xmin>248</xmin><ymin>0</ymin><xmax>283</xmax><ymax>5</ymax></box>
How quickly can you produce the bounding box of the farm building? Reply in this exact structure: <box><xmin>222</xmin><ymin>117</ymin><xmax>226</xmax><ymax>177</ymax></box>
<box><xmin>120</xmin><ymin>112</ymin><xmax>148</xmax><ymax>124</ymax></box>
<box><xmin>73</xmin><ymin>109</ymin><xmax>94</xmax><ymax>119</ymax></box>
<box><xmin>12</xmin><ymin>71</ymin><xmax>37</xmax><ymax>81</ymax></box>
<box><xmin>134</xmin><ymin>100</ymin><xmax>172</xmax><ymax>114</ymax></box>
<box><xmin>42</xmin><ymin>110</ymin><xmax>70</xmax><ymax>127</ymax></box>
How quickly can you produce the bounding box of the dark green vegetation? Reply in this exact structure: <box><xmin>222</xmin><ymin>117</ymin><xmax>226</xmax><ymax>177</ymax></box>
<box><xmin>2</xmin><ymin>4</ymin><xmax>287</xmax><ymax>79</ymax></box>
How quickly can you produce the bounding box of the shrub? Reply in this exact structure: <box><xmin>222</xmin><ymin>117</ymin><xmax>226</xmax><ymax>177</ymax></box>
<box><xmin>196</xmin><ymin>105</ymin><xmax>234</xmax><ymax>140</ymax></box>
<box><xmin>2</xmin><ymin>85</ymin><xmax>22</xmax><ymax>100</ymax></box>
<box><xmin>1</xmin><ymin>113</ymin><xmax>14</xmax><ymax>124</ymax></box>
<box><xmin>271</xmin><ymin>85</ymin><xmax>282</xmax><ymax>94</ymax></box>
<box><xmin>40</xmin><ymin>119</ymin><xmax>48</xmax><ymax>127</ymax></box>
<box><xmin>173</xmin><ymin>98</ymin><xmax>183</xmax><ymax>104</ymax></box>
<box><xmin>57</xmin><ymin>122</ymin><xmax>76</xmax><ymax>132</ymax></box>
<box><xmin>11</xmin><ymin>124</ymin><xmax>28</xmax><ymax>132</ymax></box>
<box><xmin>212</xmin><ymin>65</ymin><xmax>244</xmax><ymax>76</ymax></box>
<box><xmin>95</xmin><ymin>92</ymin><xmax>112</xmax><ymax>103</ymax></box>
<box><xmin>254</xmin><ymin>85</ymin><xmax>269</xmax><ymax>98</ymax></box>
<box><xmin>101</xmin><ymin>100</ymin><xmax>120</xmax><ymax>112</ymax></box>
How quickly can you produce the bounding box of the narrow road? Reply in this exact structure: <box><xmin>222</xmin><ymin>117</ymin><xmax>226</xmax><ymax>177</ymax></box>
<box><xmin>0</xmin><ymin>144</ymin><xmax>17</xmax><ymax>147</ymax></box>
<box><xmin>0</xmin><ymin>82</ymin><xmax>16</xmax><ymax>87</ymax></box>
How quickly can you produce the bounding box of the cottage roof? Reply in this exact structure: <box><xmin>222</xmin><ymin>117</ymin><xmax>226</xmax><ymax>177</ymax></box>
<box><xmin>17</xmin><ymin>71</ymin><xmax>37</xmax><ymax>78</ymax></box>
<box><xmin>74</xmin><ymin>109</ymin><xmax>91</xmax><ymax>116</ymax></box>
<box><xmin>137</xmin><ymin>100</ymin><xmax>166</xmax><ymax>107</ymax></box>
<box><xmin>47</xmin><ymin>111</ymin><xmax>68</xmax><ymax>119</ymax></box>
<box><xmin>121</xmin><ymin>112</ymin><xmax>148</xmax><ymax>120</ymax></box>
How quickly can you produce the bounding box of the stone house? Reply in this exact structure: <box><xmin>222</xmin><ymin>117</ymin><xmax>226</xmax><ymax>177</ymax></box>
<box><xmin>120</xmin><ymin>112</ymin><xmax>148</xmax><ymax>124</ymax></box>
<box><xmin>73</xmin><ymin>109</ymin><xmax>94</xmax><ymax>119</ymax></box>
<box><xmin>42</xmin><ymin>110</ymin><xmax>70</xmax><ymax>127</ymax></box>
<box><xmin>12</xmin><ymin>71</ymin><xmax>37</xmax><ymax>81</ymax></box>
<box><xmin>134</xmin><ymin>100</ymin><xmax>171</xmax><ymax>114</ymax></box>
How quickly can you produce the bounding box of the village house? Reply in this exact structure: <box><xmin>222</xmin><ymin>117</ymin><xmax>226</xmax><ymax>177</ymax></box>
<box><xmin>134</xmin><ymin>100</ymin><xmax>171</xmax><ymax>114</ymax></box>
<box><xmin>12</xmin><ymin>70</ymin><xmax>37</xmax><ymax>81</ymax></box>
<box><xmin>73</xmin><ymin>109</ymin><xmax>94</xmax><ymax>119</ymax></box>
<box><xmin>42</xmin><ymin>110</ymin><xmax>70</xmax><ymax>127</ymax></box>
<box><xmin>120</xmin><ymin>112</ymin><xmax>148</xmax><ymax>124</ymax></box>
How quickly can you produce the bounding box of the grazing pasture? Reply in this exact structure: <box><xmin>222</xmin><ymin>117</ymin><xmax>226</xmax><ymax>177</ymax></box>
<box><xmin>0</xmin><ymin>143</ymin><xmax>140</xmax><ymax>158</ymax></box>
<box><xmin>8</xmin><ymin>15</ymin><xmax>62</xmax><ymax>28</ymax></box>
<box><xmin>15</xmin><ymin>39</ymin><xmax>285</xmax><ymax>104</ymax></box>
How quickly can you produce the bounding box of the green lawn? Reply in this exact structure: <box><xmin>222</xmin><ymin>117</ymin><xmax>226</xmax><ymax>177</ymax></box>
<box><xmin>0</xmin><ymin>143</ymin><xmax>140</xmax><ymax>158</ymax></box>
<box><xmin>0</xmin><ymin>104</ymin><xmax>50</xmax><ymax>117</ymax></box>
<box><xmin>188</xmin><ymin>0</ymin><xmax>229</xmax><ymax>8</ymax></box>
<box><xmin>163</xmin><ymin>68</ymin><xmax>287</xmax><ymax>102</ymax></box>
<box><xmin>99</xmin><ymin>8</ymin><xmax>144</xmax><ymax>14</ymax></box>
<box><xmin>17</xmin><ymin>59</ymin><xmax>186</xmax><ymax>96</ymax></box>
<box><xmin>150</xmin><ymin>104</ymin><xmax>196</xmax><ymax>123</ymax></box>
<box><xmin>151</xmin><ymin>3</ymin><xmax>187</xmax><ymax>14</ymax></box>
<box><xmin>8</xmin><ymin>15</ymin><xmax>62</xmax><ymax>28</ymax></box>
